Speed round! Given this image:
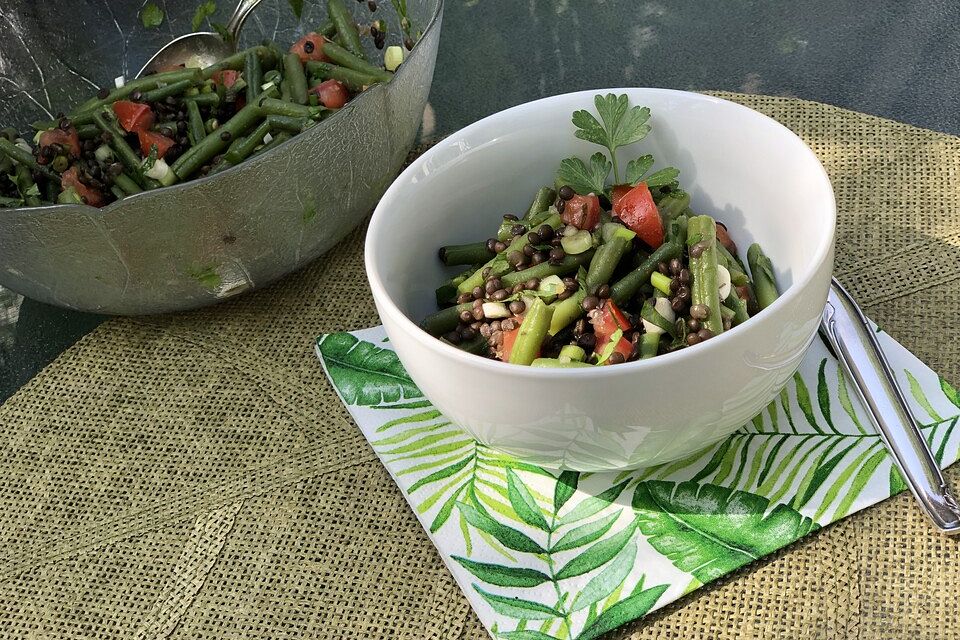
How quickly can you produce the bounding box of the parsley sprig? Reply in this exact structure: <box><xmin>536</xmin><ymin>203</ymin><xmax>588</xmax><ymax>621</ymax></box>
<box><xmin>557</xmin><ymin>93</ymin><xmax>679</xmax><ymax>197</ymax></box>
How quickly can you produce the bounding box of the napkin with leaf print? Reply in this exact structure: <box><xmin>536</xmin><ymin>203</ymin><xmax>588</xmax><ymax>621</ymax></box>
<box><xmin>316</xmin><ymin>325</ymin><xmax>960</xmax><ymax>640</ymax></box>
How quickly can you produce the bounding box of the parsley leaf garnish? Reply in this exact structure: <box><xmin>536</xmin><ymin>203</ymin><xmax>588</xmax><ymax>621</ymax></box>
<box><xmin>625</xmin><ymin>155</ymin><xmax>654</xmax><ymax>185</ymax></box>
<box><xmin>572</xmin><ymin>93</ymin><xmax>651</xmax><ymax>182</ymax></box>
<box><xmin>556</xmin><ymin>152</ymin><xmax>611</xmax><ymax>196</ymax></box>
<box><xmin>626</xmin><ymin>153</ymin><xmax>679</xmax><ymax>187</ymax></box>
<box><xmin>140</xmin><ymin>2</ymin><xmax>165</xmax><ymax>28</ymax></box>
<box><xmin>192</xmin><ymin>1</ymin><xmax>217</xmax><ymax>31</ymax></box>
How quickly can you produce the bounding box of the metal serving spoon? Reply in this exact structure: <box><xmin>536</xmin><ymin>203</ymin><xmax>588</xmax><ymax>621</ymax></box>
<box><xmin>819</xmin><ymin>277</ymin><xmax>960</xmax><ymax>534</ymax></box>
<box><xmin>136</xmin><ymin>0</ymin><xmax>263</xmax><ymax>78</ymax></box>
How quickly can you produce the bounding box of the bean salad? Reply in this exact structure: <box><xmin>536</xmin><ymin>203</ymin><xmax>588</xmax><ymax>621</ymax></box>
<box><xmin>0</xmin><ymin>0</ymin><xmax>411</xmax><ymax>209</ymax></box>
<box><xmin>421</xmin><ymin>93</ymin><xmax>781</xmax><ymax>368</ymax></box>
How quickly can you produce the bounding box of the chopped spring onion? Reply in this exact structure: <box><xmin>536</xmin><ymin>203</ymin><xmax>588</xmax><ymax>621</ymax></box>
<box><xmin>538</xmin><ymin>275</ymin><xmax>565</xmax><ymax>297</ymax></box>
<box><xmin>14</xmin><ymin>138</ymin><xmax>32</xmax><ymax>153</ymax></box>
<box><xmin>94</xmin><ymin>144</ymin><xmax>115</xmax><ymax>163</ymax></box>
<box><xmin>717</xmin><ymin>264</ymin><xmax>732</xmax><ymax>300</ymax></box>
<box><xmin>260</xmin><ymin>81</ymin><xmax>277</xmax><ymax>92</ymax></box>
<box><xmin>144</xmin><ymin>157</ymin><xmax>176</xmax><ymax>186</ymax></box>
<box><xmin>263</xmin><ymin>132</ymin><xmax>274</xmax><ymax>145</ymax></box>
<box><xmin>114</xmin><ymin>75</ymin><xmax>126</xmax><ymax>88</ymax></box>
<box><xmin>650</xmin><ymin>271</ymin><xmax>673</xmax><ymax>296</ymax></box>
<box><xmin>482</xmin><ymin>301</ymin><xmax>511</xmax><ymax>319</ymax></box>
<box><xmin>641</xmin><ymin>297</ymin><xmax>676</xmax><ymax>336</ymax></box>
<box><xmin>385</xmin><ymin>46</ymin><xmax>405</xmax><ymax>72</ymax></box>
<box><xmin>558</xmin><ymin>344</ymin><xmax>586</xmax><ymax>363</ymax></box>
<box><xmin>561</xmin><ymin>229</ymin><xmax>593</xmax><ymax>255</ymax></box>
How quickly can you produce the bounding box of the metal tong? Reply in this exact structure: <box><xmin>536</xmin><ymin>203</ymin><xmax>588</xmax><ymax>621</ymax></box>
<box><xmin>819</xmin><ymin>277</ymin><xmax>960</xmax><ymax>534</ymax></box>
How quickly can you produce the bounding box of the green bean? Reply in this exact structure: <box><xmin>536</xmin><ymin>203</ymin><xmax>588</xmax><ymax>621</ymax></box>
<box><xmin>224</xmin><ymin>121</ymin><xmax>271</xmax><ymax>164</ymax></box>
<box><xmin>509</xmin><ymin>298</ymin><xmax>553</xmax><ymax>365</ymax></box>
<box><xmin>0</xmin><ymin>138</ymin><xmax>58</xmax><ymax>181</ymax></box>
<box><xmin>639</xmin><ymin>332</ymin><xmax>660</xmax><ymax>359</ymax></box>
<box><xmin>114</xmin><ymin>173</ymin><xmax>142</xmax><ymax>195</ymax></box>
<box><xmin>245</xmin><ymin>49</ymin><xmax>263</xmax><ymax>105</ymax></box>
<box><xmin>66</xmin><ymin>68</ymin><xmax>201</xmax><ymax>119</ymax></box>
<box><xmin>250</xmin><ymin>132</ymin><xmax>292</xmax><ymax>157</ymax></box>
<box><xmin>457</xmin><ymin>212</ymin><xmax>563</xmax><ymax>295</ymax></box>
<box><xmin>724</xmin><ymin>290</ymin><xmax>750</xmax><ymax>326</ymax></box>
<box><xmin>139</xmin><ymin>78</ymin><xmax>197</xmax><ymax>103</ymax></box>
<box><xmin>182</xmin><ymin>92</ymin><xmax>221</xmax><ymax>108</ymax></box>
<box><xmin>92</xmin><ymin>108</ymin><xmax>155</xmax><ymax>188</ymax></box>
<box><xmin>109</xmin><ymin>185</ymin><xmax>126</xmax><ymax>201</ymax></box>
<box><xmin>446</xmin><ymin>333</ymin><xmax>489</xmax><ymax>356</ymax></box>
<box><xmin>687</xmin><ymin>215</ymin><xmax>724</xmax><ymax>334</ymax></box>
<box><xmin>14</xmin><ymin>165</ymin><xmax>41</xmax><ymax>207</ymax></box>
<box><xmin>501</xmin><ymin>250</ymin><xmax>595</xmax><ymax>289</ymax></box>
<box><xmin>280</xmin><ymin>77</ymin><xmax>293</xmax><ymax>102</ymax></box>
<box><xmin>436</xmin><ymin>267</ymin><xmax>479</xmax><ymax>306</ymax></box>
<box><xmin>171</xmin><ymin>104</ymin><xmax>264</xmax><ymax>180</ymax></box>
<box><xmin>306</xmin><ymin>61</ymin><xmax>382</xmax><ymax>92</ymax></box>
<box><xmin>609</xmin><ymin>242</ymin><xmax>682</xmax><ymax>305</ymax></box>
<box><xmin>257</xmin><ymin>97</ymin><xmax>325</xmax><ymax>119</ymax></box>
<box><xmin>420</xmin><ymin>302</ymin><xmax>473</xmax><ymax>336</ymax></box>
<box><xmin>585</xmin><ymin>229</ymin><xmax>634</xmax><ymax>292</ymax></box>
<box><xmin>201</xmin><ymin>46</ymin><xmax>278</xmax><ymax>80</ymax></box>
<box><xmin>76</xmin><ymin>124</ymin><xmax>100</xmax><ymax>139</ymax></box>
<box><xmin>559</xmin><ymin>344</ymin><xmax>587</xmax><ymax>362</ymax></box>
<box><xmin>656</xmin><ymin>190</ymin><xmax>690</xmax><ymax>223</ymax></box>
<box><xmin>321</xmin><ymin>41</ymin><xmax>393</xmax><ymax>83</ymax></box>
<box><xmin>439</xmin><ymin>242</ymin><xmax>494</xmax><ymax>267</ymax></box>
<box><xmin>318</xmin><ymin>19</ymin><xmax>336</xmax><ymax>37</ymax></box>
<box><xmin>282</xmin><ymin>53</ymin><xmax>309</xmax><ymax>104</ymax></box>
<box><xmin>525</xmin><ymin>186</ymin><xmax>557</xmax><ymax>220</ymax></box>
<box><xmin>548</xmin><ymin>283</ymin><xmax>586</xmax><ymax>335</ymax></box>
<box><xmin>327</xmin><ymin>0</ymin><xmax>366</xmax><ymax>60</ymax></box>
<box><xmin>531</xmin><ymin>358</ymin><xmax>593</xmax><ymax>369</ymax></box>
<box><xmin>747</xmin><ymin>243</ymin><xmax>779</xmax><ymax>310</ymax></box>
<box><xmin>0</xmin><ymin>154</ymin><xmax>11</xmax><ymax>175</ymax></box>
<box><xmin>186</xmin><ymin>101</ymin><xmax>207</xmax><ymax>148</ymax></box>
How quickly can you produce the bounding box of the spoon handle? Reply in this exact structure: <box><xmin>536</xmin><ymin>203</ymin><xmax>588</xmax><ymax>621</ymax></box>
<box><xmin>819</xmin><ymin>277</ymin><xmax>960</xmax><ymax>534</ymax></box>
<box><xmin>224</xmin><ymin>0</ymin><xmax>265</xmax><ymax>43</ymax></box>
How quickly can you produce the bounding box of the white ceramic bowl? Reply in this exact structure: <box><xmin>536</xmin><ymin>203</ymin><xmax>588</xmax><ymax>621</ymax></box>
<box><xmin>366</xmin><ymin>88</ymin><xmax>835</xmax><ymax>471</ymax></box>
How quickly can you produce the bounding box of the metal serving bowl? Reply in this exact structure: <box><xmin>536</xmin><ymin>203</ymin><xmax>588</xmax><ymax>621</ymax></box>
<box><xmin>0</xmin><ymin>0</ymin><xmax>441</xmax><ymax>314</ymax></box>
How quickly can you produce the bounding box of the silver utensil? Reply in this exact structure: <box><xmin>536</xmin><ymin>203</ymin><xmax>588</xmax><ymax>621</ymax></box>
<box><xmin>136</xmin><ymin>0</ymin><xmax>263</xmax><ymax>77</ymax></box>
<box><xmin>819</xmin><ymin>277</ymin><xmax>960</xmax><ymax>534</ymax></box>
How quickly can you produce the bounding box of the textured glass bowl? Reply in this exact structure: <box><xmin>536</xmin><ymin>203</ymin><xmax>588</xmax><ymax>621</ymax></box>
<box><xmin>0</xmin><ymin>0</ymin><xmax>441</xmax><ymax>314</ymax></box>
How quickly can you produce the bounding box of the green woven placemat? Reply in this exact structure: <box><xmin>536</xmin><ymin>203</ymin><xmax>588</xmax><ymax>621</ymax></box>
<box><xmin>1</xmin><ymin>93</ymin><xmax>959</xmax><ymax>639</ymax></box>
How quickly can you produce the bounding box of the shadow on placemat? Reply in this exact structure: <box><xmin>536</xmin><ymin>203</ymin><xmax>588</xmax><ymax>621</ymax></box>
<box><xmin>1</xmin><ymin>94</ymin><xmax>960</xmax><ymax>639</ymax></box>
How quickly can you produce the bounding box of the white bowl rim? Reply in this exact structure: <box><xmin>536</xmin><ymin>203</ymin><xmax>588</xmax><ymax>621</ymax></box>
<box><xmin>366</xmin><ymin>87</ymin><xmax>836</xmax><ymax>378</ymax></box>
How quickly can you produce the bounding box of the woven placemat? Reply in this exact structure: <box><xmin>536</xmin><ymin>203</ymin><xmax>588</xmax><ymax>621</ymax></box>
<box><xmin>1</xmin><ymin>92</ymin><xmax>960</xmax><ymax>639</ymax></box>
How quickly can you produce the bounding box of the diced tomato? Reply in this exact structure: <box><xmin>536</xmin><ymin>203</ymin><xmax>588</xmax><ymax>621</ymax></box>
<box><xmin>613</xmin><ymin>182</ymin><xmax>663</xmax><ymax>248</ymax></box>
<box><xmin>60</xmin><ymin>166</ymin><xmax>104</xmax><ymax>207</ymax></box>
<box><xmin>601</xmin><ymin>337</ymin><xmax>633</xmax><ymax>364</ymax></box>
<box><xmin>38</xmin><ymin>127</ymin><xmax>81</xmax><ymax>158</ymax></box>
<box><xmin>610</xmin><ymin>184</ymin><xmax>632</xmax><ymax>210</ymax></box>
<box><xmin>561</xmin><ymin>193</ymin><xmax>601</xmax><ymax>230</ymax></box>
<box><xmin>591</xmin><ymin>299</ymin><xmax>632</xmax><ymax>346</ymax></box>
<box><xmin>211</xmin><ymin>69</ymin><xmax>240</xmax><ymax>88</ymax></box>
<box><xmin>137</xmin><ymin>130</ymin><xmax>175</xmax><ymax>159</ymax></box>
<box><xmin>309</xmin><ymin>79</ymin><xmax>350</xmax><ymax>109</ymax></box>
<box><xmin>501</xmin><ymin>326</ymin><xmax>521</xmax><ymax>361</ymax></box>
<box><xmin>290</xmin><ymin>32</ymin><xmax>330</xmax><ymax>62</ymax></box>
<box><xmin>589</xmin><ymin>299</ymin><xmax>633</xmax><ymax>364</ymax></box>
<box><xmin>112</xmin><ymin>100</ymin><xmax>155</xmax><ymax>133</ymax></box>
<box><xmin>715</xmin><ymin>221</ymin><xmax>738</xmax><ymax>255</ymax></box>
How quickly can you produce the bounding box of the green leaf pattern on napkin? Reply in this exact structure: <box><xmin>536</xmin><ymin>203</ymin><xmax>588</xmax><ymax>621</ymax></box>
<box><xmin>316</xmin><ymin>329</ymin><xmax>960</xmax><ymax>639</ymax></box>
